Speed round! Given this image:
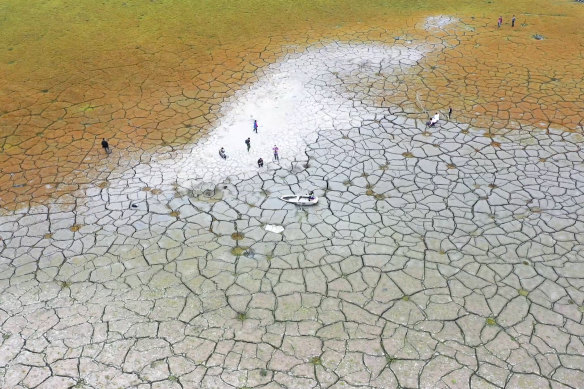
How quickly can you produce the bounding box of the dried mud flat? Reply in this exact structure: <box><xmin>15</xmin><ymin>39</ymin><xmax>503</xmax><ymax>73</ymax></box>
<box><xmin>1</xmin><ymin>8</ymin><xmax>584</xmax><ymax>389</ymax></box>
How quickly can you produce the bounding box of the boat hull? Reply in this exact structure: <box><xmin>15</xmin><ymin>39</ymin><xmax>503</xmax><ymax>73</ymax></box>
<box><xmin>280</xmin><ymin>195</ymin><xmax>318</xmax><ymax>205</ymax></box>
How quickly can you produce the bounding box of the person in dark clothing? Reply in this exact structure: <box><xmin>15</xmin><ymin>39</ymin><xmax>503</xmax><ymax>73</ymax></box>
<box><xmin>257</xmin><ymin>158</ymin><xmax>264</xmax><ymax>168</ymax></box>
<box><xmin>511</xmin><ymin>15</ymin><xmax>516</xmax><ymax>27</ymax></box>
<box><xmin>101</xmin><ymin>138</ymin><xmax>111</xmax><ymax>154</ymax></box>
<box><xmin>448</xmin><ymin>107</ymin><xmax>453</xmax><ymax>119</ymax></box>
<box><xmin>245</xmin><ymin>137</ymin><xmax>251</xmax><ymax>152</ymax></box>
<box><xmin>219</xmin><ymin>147</ymin><xmax>227</xmax><ymax>159</ymax></box>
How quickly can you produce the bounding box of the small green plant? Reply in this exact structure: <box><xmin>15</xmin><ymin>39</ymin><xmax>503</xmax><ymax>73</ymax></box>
<box><xmin>237</xmin><ymin>312</ymin><xmax>247</xmax><ymax>321</ymax></box>
<box><xmin>168</xmin><ymin>375</ymin><xmax>178</xmax><ymax>382</ymax></box>
<box><xmin>231</xmin><ymin>246</ymin><xmax>248</xmax><ymax>256</ymax></box>
<box><xmin>2</xmin><ymin>333</ymin><xmax>11</xmax><ymax>340</ymax></box>
<box><xmin>401</xmin><ymin>295</ymin><xmax>410</xmax><ymax>302</ymax></box>
<box><xmin>74</xmin><ymin>379</ymin><xmax>86</xmax><ymax>388</ymax></box>
<box><xmin>259</xmin><ymin>369</ymin><xmax>268</xmax><ymax>377</ymax></box>
<box><xmin>518</xmin><ymin>289</ymin><xmax>529</xmax><ymax>297</ymax></box>
<box><xmin>231</xmin><ymin>232</ymin><xmax>244</xmax><ymax>240</ymax></box>
<box><xmin>309</xmin><ymin>356</ymin><xmax>322</xmax><ymax>365</ymax></box>
<box><xmin>61</xmin><ymin>281</ymin><xmax>72</xmax><ymax>289</ymax></box>
<box><xmin>385</xmin><ymin>355</ymin><xmax>395</xmax><ymax>364</ymax></box>
<box><xmin>486</xmin><ymin>317</ymin><xmax>497</xmax><ymax>326</ymax></box>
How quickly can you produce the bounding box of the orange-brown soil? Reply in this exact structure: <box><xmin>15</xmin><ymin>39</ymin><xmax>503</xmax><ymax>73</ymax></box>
<box><xmin>1</xmin><ymin>1</ymin><xmax>583</xmax><ymax>210</ymax></box>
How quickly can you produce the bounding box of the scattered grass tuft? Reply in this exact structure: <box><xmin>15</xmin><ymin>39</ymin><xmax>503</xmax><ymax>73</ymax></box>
<box><xmin>74</xmin><ymin>379</ymin><xmax>86</xmax><ymax>388</ymax></box>
<box><xmin>518</xmin><ymin>289</ymin><xmax>529</xmax><ymax>297</ymax></box>
<box><xmin>486</xmin><ymin>317</ymin><xmax>497</xmax><ymax>326</ymax></box>
<box><xmin>309</xmin><ymin>356</ymin><xmax>322</xmax><ymax>365</ymax></box>
<box><xmin>231</xmin><ymin>246</ymin><xmax>248</xmax><ymax>256</ymax></box>
<box><xmin>237</xmin><ymin>312</ymin><xmax>247</xmax><ymax>321</ymax></box>
<box><xmin>231</xmin><ymin>232</ymin><xmax>245</xmax><ymax>240</ymax></box>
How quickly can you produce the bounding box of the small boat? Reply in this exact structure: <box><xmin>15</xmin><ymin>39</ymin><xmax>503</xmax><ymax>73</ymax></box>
<box><xmin>280</xmin><ymin>194</ymin><xmax>318</xmax><ymax>205</ymax></box>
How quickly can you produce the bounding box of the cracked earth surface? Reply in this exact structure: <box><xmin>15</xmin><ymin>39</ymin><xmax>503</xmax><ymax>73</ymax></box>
<box><xmin>2</xmin><ymin>8</ymin><xmax>584</xmax><ymax>389</ymax></box>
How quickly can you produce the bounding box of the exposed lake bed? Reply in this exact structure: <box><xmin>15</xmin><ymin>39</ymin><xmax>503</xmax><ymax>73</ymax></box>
<box><xmin>1</xmin><ymin>1</ymin><xmax>584</xmax><ymax>388</ymax></box>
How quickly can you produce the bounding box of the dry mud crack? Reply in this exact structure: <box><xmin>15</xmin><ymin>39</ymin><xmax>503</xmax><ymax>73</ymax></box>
<box><xmin>1</xmin><ymin>15</ymin><xmax>584</xmax><ymax>389</ymax></box>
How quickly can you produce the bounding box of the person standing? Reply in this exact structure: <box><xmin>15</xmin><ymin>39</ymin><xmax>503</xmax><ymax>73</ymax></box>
<box><xmin>511</xmin><ymin>15</ymin><xmax>516</xmax><ymax>27</ymax></box>
<box><xmin>273</xmin><ymin>145</ymin><xmax>279</xmax><ymax>162</ymax></box>
<box><xmin>219</xmin><ymin>147</ymin><xmax>227</xmax><ymax>159</ymax></box>
<box><xmin>245</xmin><ymin>137</ymin><xmax>251</xmax><ymax>152</ymax></box>
<box><xmin>253</xmin><ymin>120</ymin><xmax>258</xmax><ymax>133</ymax></box>
<box><xmin>497</xmin><ymin>16</ymin><xmax>503</xmax><ymax>28</ymax></box>
<box><xmin>101</xmin><ymin>138</ymin><xmax>111</xmax><ymax>154</ymax></box>
<box><xmin>257</xmin><ymin>158</ymin><xmax>264</xmax><ymax>168</ymax></box>
<box><xmin>448</xmin><ymin>107</ymin><xmax>453</xmax><ymax>119</ymax></box>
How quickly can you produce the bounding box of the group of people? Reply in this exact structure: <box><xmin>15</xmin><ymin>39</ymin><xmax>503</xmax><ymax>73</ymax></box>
<box><xmin>426</xmin><ymin>107</ymin><xmax>452</xmax><ymax>127</ymax></box>
<box><xmin>498</xmin><ymin>15</ymin><xmax>516</xmax><ymax>28</ymax></box>
<box><xmin>218</xmin><ymin>120</ymin><xmax>280</xmax><ymax>168</ymax></box>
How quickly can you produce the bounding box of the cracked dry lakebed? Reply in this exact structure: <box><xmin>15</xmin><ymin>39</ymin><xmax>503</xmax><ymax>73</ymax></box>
<box><xmin>1</xmin><ymin>0</ymin><xmax>584</xmax><ymax>388</ymax></box>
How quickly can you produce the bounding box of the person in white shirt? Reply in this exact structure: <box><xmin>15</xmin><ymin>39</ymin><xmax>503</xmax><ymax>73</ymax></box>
<box><xmin>427</xmin><ymin>112</ymin><xmax>440</xmax><ymax>127</ymax></box>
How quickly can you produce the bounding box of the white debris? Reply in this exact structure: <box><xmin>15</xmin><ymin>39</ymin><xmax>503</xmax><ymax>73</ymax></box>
<box><xmin>265</xmin><ymin>224</ymin><xmax>285</xmax><ymax>234</ymax></box>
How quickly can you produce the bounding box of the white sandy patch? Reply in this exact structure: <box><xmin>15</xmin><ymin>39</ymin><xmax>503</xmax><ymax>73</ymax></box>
<box><xmin>424</xmin><ymin>15</ymin><xmax>458</xmax><ymax>31</ymax></box>
<box><xmin>140</xmin><ymin>42</ymin><xmax>426</xmax><ymax>189</ymax></box>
